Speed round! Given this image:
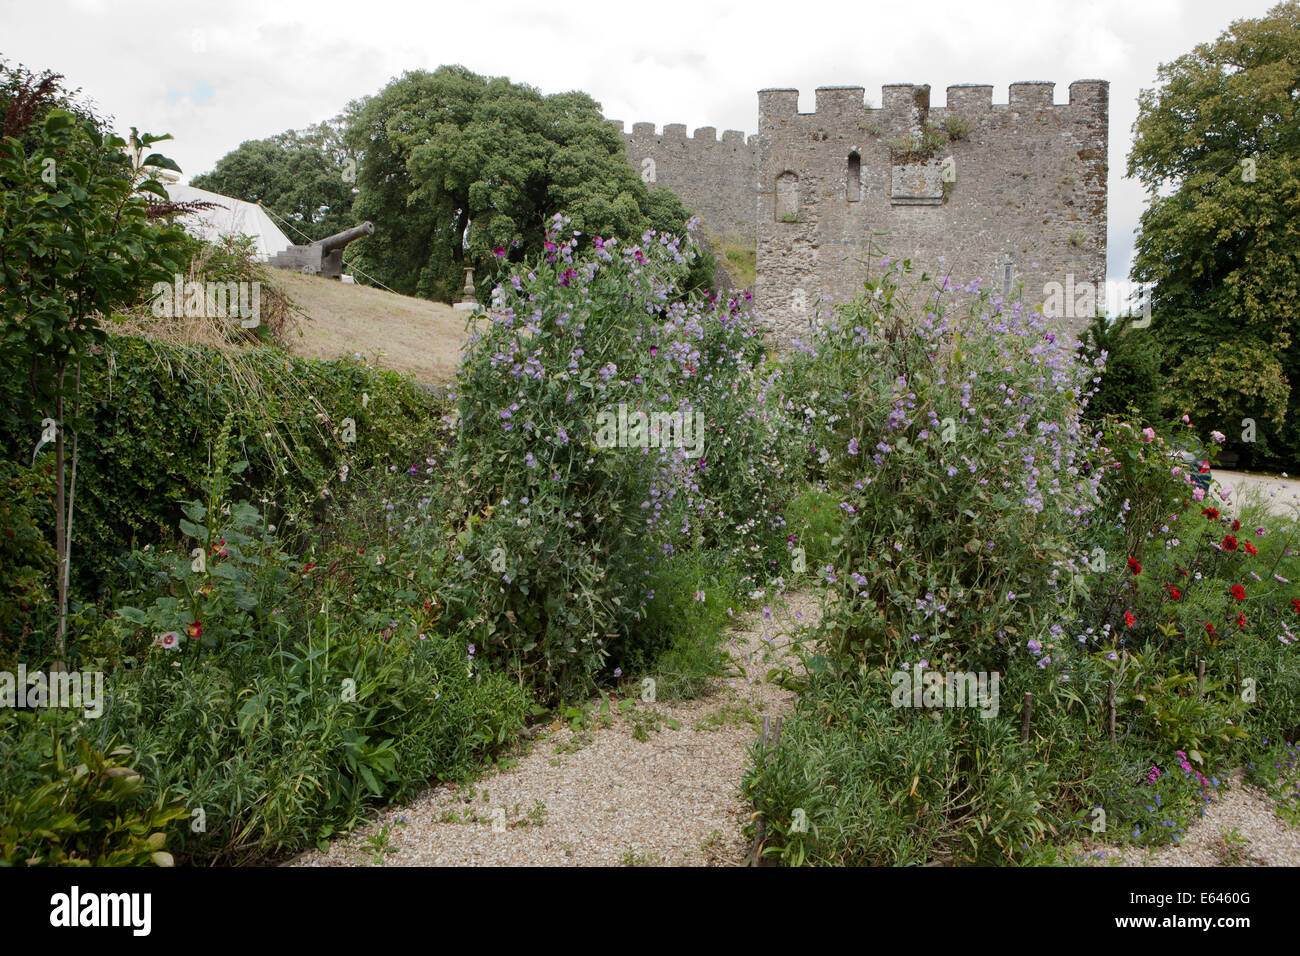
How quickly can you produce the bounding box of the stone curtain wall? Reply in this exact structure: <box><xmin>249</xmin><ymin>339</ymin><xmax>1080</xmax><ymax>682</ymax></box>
<box><xmin>611</xmin><ymin>79</ymin><xmax>1108</xmax><ymax>348</ymax></box>
<box><xmin>611</xmin><ymin>120</ymin><xmax>759</xmax><ymax>245</ymax></box>
<box><xmin>755</xmin><ymin>81</ymin><xmax>1108</xmax><ymax>344</ymax></box>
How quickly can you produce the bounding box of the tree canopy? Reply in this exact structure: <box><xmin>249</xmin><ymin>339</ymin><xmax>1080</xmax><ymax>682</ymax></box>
<box><xmin>341</xmin><ymin>65</ymin><xmax>703</xmax><ymax>302</ymax></box>
<box><xmin>1127</xmin><ymin>0</ymin><xmax>1300</xmax><ymax>467</ymax></box>
<box><xmin>190</xmin><ymin>117</ymin><xmax>357</xmax><ymax>243</ymax></box>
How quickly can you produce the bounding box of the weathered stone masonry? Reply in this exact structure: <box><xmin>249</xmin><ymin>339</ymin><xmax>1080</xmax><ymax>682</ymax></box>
<box><xmin>614</xmin><ymin>80</ymin><xmax>1108</xmax><ymax>346</ymax></box>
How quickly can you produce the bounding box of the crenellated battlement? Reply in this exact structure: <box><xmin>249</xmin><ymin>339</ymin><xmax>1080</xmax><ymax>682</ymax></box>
<box><xmin>611</xmin><ymin>119</ymin><xmax>754</xmax><ymax>149</ymax></box>
<box><xmin>612</xmin><ymin>117</ymin><xmax>759</xmax><ymax>245</ymax></box>
<box><xmin>609</xmin><ymin>78</ymin><xmax>1108</xmax><ymax>348</ymax></box>
<box><xmin>757</xmin><ymin>80</ymin><xmax>1108</xmax><ymax>124</ymax></box>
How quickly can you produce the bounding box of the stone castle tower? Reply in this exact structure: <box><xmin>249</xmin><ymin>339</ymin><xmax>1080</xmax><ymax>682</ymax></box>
<box><xmin>611</xmin><ymin>80</ymin><xmax>1108</xmax><ymax>344</ymax></box>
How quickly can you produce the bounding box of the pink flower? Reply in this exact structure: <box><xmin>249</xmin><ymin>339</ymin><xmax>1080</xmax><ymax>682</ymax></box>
<box><xmin>1141</xmin><ymin>427</ymin><xmax>1156</xmax><ymax>442</ymax></box>
<box><xmin>1210</xmin><ymin>430</ymin><xmax>1226</xmax><ymax>443</ymax></box>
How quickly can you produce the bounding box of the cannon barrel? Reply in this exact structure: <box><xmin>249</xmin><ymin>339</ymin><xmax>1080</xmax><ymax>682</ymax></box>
<box><xmin>316</xmin><ymin>221</ymin><xmax>374</xmax><ymax>253</ymax></box>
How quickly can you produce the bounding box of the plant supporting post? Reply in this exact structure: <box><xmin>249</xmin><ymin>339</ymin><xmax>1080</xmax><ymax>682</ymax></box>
<box><xmin>747</xmin><ymin>715</ymin><xmax>783</xmax><ymax>867</ymax></box>
<box><xmin>1198</xmin><ymin>659</ymin><xmax>1206</xmax><ymax>697</ymax></box>
<box><xmin>1021</xmin><ymin>692</ymin><xmax>1032</xmax><ymax>744</ymax></box>
<box><xmin>1107</xmin><ymin>680</ymin><xmax>1116</xmax><ymax>744</ymax></box>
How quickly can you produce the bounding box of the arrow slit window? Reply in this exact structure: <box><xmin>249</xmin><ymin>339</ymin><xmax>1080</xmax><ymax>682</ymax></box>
<box><xmin>776</xmin><ymin>171</ymin><xmax>799</xmax><ymax>221</ymax></box>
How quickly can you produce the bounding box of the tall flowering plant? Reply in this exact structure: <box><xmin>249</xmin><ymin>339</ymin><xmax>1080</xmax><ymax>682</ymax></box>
<box><xmin>797</xmin><ymin>259</ymin><xmax>1101</xmax><ymax>673</ymax></box>
<box><xmin>446</xmin><ymin>216</ymin><xmax>789</xmax><ymax>700</ymax></box>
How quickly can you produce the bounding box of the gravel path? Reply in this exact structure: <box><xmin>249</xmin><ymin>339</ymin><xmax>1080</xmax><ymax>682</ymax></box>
<box><xmin>1083</xmin><ymin>770</ymin><xmax>1300</xmax><ymax>867</ymax></box>
<box><xmin>287</xmin><ymin>578</ymin><xmax>1299</xmax><ymax>868</ymax></box>
<box><xmin>1212</xmin><ymin>469</ymin><xmax>1300</xmax><ymax>519</ymax></box>
<box><xmin>290</xmin><ymin>591</ymin><xmax>820</xmax><ymax>867</ymax></box>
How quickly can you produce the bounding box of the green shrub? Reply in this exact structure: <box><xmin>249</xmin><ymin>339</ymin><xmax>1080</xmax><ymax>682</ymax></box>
<box><xmin>791</xmin><ymin>258</ymin><xmax>1098</xmax><ymax>674</ymax></box>
<box><xmin>0</xmin><ymin>710</ymin><xmax>188</xmax><ymax>866</ymax></box>
<box><xmin>0</xmin><ymin>460</ymin><xmax>56</xmax><ymax>663</ymax></box>
<box><xmin>0</xmin><ymin>336</ymin><xmax>452</xmax><ymax>628</ymax></box>
<box><xmin>628</xmin><ymin>550</ymin><xmax>740</xmax><ymax>701</ymax></box>
<box><xmin>93</xmin><ymin>455</ymin><xmax>528</xmax><ymax>864</ymax></box>
<box><xmin>446</xmin><ymin>216</ymin><xmax>793</xmax><ymax>701</ymax></box>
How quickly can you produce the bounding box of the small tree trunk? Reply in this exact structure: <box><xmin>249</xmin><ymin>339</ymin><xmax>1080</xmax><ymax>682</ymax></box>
<box><xmin>62</xmin><ymin>372</ymin><xmax>80</xmax><ymax>654</ymax></box>
<box><xmin>53</xmin><ymin>375</ymin><xmax>67</xmax><ymax>664</ymax></box>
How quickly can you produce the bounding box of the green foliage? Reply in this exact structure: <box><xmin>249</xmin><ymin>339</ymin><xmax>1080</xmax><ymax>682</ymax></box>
<box><xmin>445</xmin><ymin>217</ymin><xmax>787</xmax><ymax>701</ymax></box>
<box><xmin>0</xmin><ymin>107</ymin><xmax>185</xmax><ymax>406</ymax></box>
<box><xmin>92</xmin><ymin>455</ymin><xmax>528</xmax><ymax>864</ymax></box>
<box><xmin>1128</xmin><ymin>0</ymin><xmax>1300</xmax><ymax>469</ymax></box>
<box><xmin>190</xmin><ymin>116</ymin><xmax>358</xmax><ymax>243</ymax></box>
<box><xmin>0</xmin><ymin>712</ymin><xmax>187</xmax><ymax>866</ymax></box>
<box><xmin>746</xmin><ymin>252</ymin><xmax>1300</xmax><ymax>866</ymax></box>
<box><xmin>0</xmin><ymin>460</ymin><xmax>56</xmax><ymax>662</ymax></box>
<box><xmin>941</xmin><ymin>116</ymin><xmax>970</xmax><ymax>141</ymax></box>
<box><xmin>343</xmin><ymin>65</ymin><xmax>702</xmax><ymax>302</ymax></box>
<box><xmin>790</xmin><ymin>259</ymin><xmax>1097</xmax><ymax>673</ymax></box>
<box><xmin>782</xmin><ymin>485</ymin><xmax>843</xmax><ymax>572</ymax></box>
<box><xmin>1091</xmin><ymin>416</ymin><xmax>1208</xmax><ymax>560</ymax></box>
<box><xmin>0</xmin><ymin>337</ymin><xmax>452</xmax><ymax>618</ymax></box>
<box><xmin>1076</xmin><ymin>313</ymin><xmax>1163</xmax><ymax>424</ymax></box>
<box><xmin>631</xmin><ymin>551</ymin><xmax>739</xmax><ymax>702</ymax></box>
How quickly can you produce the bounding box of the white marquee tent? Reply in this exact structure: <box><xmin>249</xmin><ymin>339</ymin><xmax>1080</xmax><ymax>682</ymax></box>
<box><xmin>163</xmin><ymin>183</ymin><xmax>294</xmax><ymax>262</ymax></box>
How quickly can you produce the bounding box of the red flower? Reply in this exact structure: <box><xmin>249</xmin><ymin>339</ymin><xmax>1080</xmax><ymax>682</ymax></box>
<box><xmin>1127</xmin><ymin>558</ymin><xmax>1142</xmax><ymax>575</ymax></box>
<box><xmin>1201</xmin><ymin>508</ymin><xmax>1220</xmax><ymax>520</ymax></box>
<box><xmin>1204</xmin><ymin>622</ymin><xmax>1216</xmax><ymax>635</ymax></box>
<box><xmin>1236</xmin><ymin>612</ymin><xmax>1247</xmax><ymax>628</ymax></box>
<box><xmin>1231</xmin><ymin>519</ymin><xmax>1241</xmax><ymax>532</ymax></box>
<box><xmin>1124</xmin><ymin>611</ymin><xmax>1136</xmax><ymax>628</ymax></box>
<box><xmin>1291</xmin><ymin>598</ymin><xmax>1300</xmax><ymax>614</ymax></box>
<box><xmin>187</xmin><ymin>621</ymin><xmax>202</xmax><ymax>640</ymax></box>
<box><xmin>1165</xmin><ymin>586</ymin><xmax>1182</xmax><ymax>600</ymax></box>
<box><xmin>1243</xmin><ymin>541</ymin><xmax>1257</xmax><ymax>555</ymax></box>
<box><xmin>1199</xmin><ymin>462</ymin><xmax>1211</xmax><ymax>474</ymax></box>
<box><xmin>1230</xmin><ymin>584</ymin><xmax>1246</xmax><ymax>601</ymax></box>
<box><xmin>1222</xmin><ymin>535</ymin><xmax>1238</xmax><ymax>552</ymax></box>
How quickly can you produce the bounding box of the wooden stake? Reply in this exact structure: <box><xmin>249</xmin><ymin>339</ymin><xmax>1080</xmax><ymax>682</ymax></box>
<box><xmin>1197</xmin><ymin>659</ymin><xmax>1206</xmax><ymax>697</ymax></box>
<box><xmin>1107</xmin><ymin>680</ymin><xmax>1117</xmax><ymax>744</ymax></box>
<box><xmin>747</xmin><ymin>716</ymin><xmax>773</xmax><ymax>866</ymax></box>
<box><xmin>1021</xmin><ymin>692</ymin><xmax>1032</xmax><ymax>744</ymax></box>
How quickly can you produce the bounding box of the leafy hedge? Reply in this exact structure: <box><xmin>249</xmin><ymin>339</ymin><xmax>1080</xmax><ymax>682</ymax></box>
<box><xmin>0</xmin><ymin>335</ymin><xmax>452</xmax><ymax>655</ymax></box>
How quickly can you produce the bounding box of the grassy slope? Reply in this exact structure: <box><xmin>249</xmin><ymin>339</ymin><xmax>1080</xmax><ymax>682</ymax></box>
<box><xmin>277</xmin><ymin>271</ymin><xmax>478</xmax><ymax>384</ymax></box>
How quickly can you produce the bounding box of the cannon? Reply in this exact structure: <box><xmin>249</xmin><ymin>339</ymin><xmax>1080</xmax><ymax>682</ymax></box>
<box><xmin>268</xmin><ymin>221</ymin><xmax>374</xmax><ymax>279</ymax></box>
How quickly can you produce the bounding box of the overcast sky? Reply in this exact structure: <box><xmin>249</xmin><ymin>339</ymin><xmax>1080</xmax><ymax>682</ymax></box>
<box><xmin>1</xmin><ymin>0</ymin><xmax>1282</xmax><ymax>282</ymax></box>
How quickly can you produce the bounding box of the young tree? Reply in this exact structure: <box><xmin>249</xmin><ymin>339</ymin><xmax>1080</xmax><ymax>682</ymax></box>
<box><xmin>0</xmin><ymin>64</ymin><xmax>187</xmax><ymax>658</ymax></box>
<box><xmin>1127</xmin><ymin>0</ymin><xmax>1300</xmax><ymax>468</ymax></box>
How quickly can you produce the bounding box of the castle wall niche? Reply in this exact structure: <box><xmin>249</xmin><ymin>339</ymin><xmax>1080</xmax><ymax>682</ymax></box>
<box><xmin>610</xmin><ymin>119</ymin><xmax>758</xmax><ymax>245</ymax></box>
<box><xmin>753</xmin><ymin>80</ymin><xmax>1108</xmax><ymax>346</ymax></box>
